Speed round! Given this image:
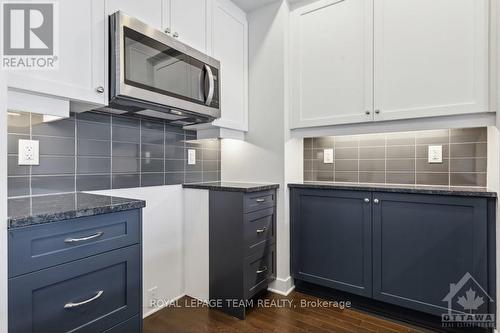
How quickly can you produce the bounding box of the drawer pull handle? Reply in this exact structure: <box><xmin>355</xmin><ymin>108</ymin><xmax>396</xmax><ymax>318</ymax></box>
<box><xmin>64</xmin><ymin>231</ymin><xmax>104</xmax><ymax>244</ymax></box>
<box><xmin>64</xmin><ymin>290</ymin><xmax>104</xmax><ymax>309</ymax></box>
<box><xmin>256</xmin><ymin>198</ymin><xmax>266</xmax><ymax>203</ymax></box>
<box><xmin>256</xmin><ymin>227</ymin><xmax>267</xmax><ymax>234</ymax></box>
<box><xmin>256</xmin><ymin>267</ymin><xmax>268</xmax><ymax>274</ymax></box>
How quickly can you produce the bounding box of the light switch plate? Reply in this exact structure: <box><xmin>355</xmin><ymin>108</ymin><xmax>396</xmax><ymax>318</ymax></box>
<box><xmin>18</xmin><ymin>139</ymin><xmax>39</xmax><ymax>165</ymax></box>
<box><xmin>428</xmin><ymin>145</ymin><xmax>443</xmax><ymax>164</ymax></box>
<box><xmin>188</xmin><ymin>149</ymin><xmax>196</xmax><ymax>165</ymax></box>
<box><xmin>323</xmin><ymin>149</ymin><xmax>334</xmax><ymax>164</ymax></box>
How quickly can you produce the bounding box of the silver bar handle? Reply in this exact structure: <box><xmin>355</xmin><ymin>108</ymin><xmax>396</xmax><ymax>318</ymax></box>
<box><xmin>64</xmin><ymin>231</ymin><xmax>104</xmax><ymax>244</ymax></box>
<box><xmin>256</xmin><ymin>267</ymin><xmax>268</xmax><ymax>274</ymax></box>
<box><xmin>204</xmin><ymin>64</ymin><xmax>215</xmax><ymax>106</ymax></box>
<box><xmin>256</xmin><ymin>227</ymin><xmax>267</xmax><ymax>234</ymax></box>
<box><xmin>64</xmin><ymin>290</ymin><xmax>104</xmax><ymax>309</ymax></box>
<box><xmin>256</xmin><ymin>198</ymin><xmax>266</xmax><ymax>203</ymax></box>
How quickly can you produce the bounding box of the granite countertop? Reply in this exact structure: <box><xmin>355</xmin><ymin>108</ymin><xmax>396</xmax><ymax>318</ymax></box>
<box><xmin>288</xmin><ymin>182</ymin><xmax>497</xmax><ymax>198</ymax></box>
<box><xmin>183</xmin><ymin>182</ymin><xmax>279</xmax><ymax>193</ymax></box>
<box><xmin>8</xmin><ymin>193</ymin><xmax>146</xmax><ymax>229</ymax></box>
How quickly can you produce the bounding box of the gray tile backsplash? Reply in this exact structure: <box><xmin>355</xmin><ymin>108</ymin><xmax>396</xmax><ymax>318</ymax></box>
<box><xmin>7</xmin><ymin>111</ymin><xmax>221</xmax><ymax>198</ymax></box>
<box><xmin>304</xmin><ymin>127</ymin><xmax>488</xmax><ymax>187</ymax></box>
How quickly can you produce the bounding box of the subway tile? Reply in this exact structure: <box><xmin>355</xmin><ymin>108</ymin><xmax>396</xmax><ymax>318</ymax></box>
<box><xmin>141</xmin><ymin>158</ymin><xmax>164</xmax><ymax>173</ymax></box>
<box><xmin>143</xmin><ymin>144</ymin><xmax>164</xmax><ymax>159</ymax></box>
<box><xmin>77</xmin><ymin>157</ymin><xmax>111</xmax><ymax>174</ymax></box>
<box><xmin>185</xmin><ymin>172</ymin><xmax>203</xmax><ymax>183</ymax></box>
<box><xmin>203</xmin><ymin>160</ymin><xmax>219</xmax><ymax>172</ymax></box>
<box><xmin>415</xmin><ymin>129</ymin><xmax>449</xmax><ymax>145</ymax></box>
<box><xmin>141</xmin><ymin>173</ymin><xmax>164</xmax><ymax>187</ymax></box>
<box><xmin>202</xmin><ymin>149</ymin><xmax>219</xmax><ymax>161</ymax></box>
<box><xmin>186</xmin><ymin>158</ymin><xmax>203</xmax><ymax>172</ymax></box>
<box><xmin>450</xmin><ymin>158</ymin><xmax>487</xmax><ymax>173</ymax></box>
<box><xmin>8</xmin><ymin>177</ymin><xmax>30</xmax><ymax>197</ymax></box>
<box><xmin>8</xmin><ymin>134</ymin><xmax>29</xmax><ymax>154</ymax></box>
<box><xmin>450</xmin><ymin>127</ymin><xmax>487</xmax><ymax>144</ymax></box>
<box><xmin>203</xmin><ymin>171</ymin><xmax>220</xmax><ymax>182</ymax></box>
<box><xmin>386</xmin><ymin>172</ymin><xmax>415</xmax><ymax>185</ymax></box>
<box><xmin>8</xmin><ymin>156</ymin><xmax>29</xmax><ymax>176</ymax></box>
<box><xmin>78</xmin><ymin>139</ymin><xmax>111</xmax><ymax>157</ymax></box>
<box><xmin>313</xmin><ymin>149</ymin><xmax>325</xmax><ymax>160</ymax></box>
<box><xmin>359</xmin><ymin>160</ymin><xmax>384</xmax><ymax>172</ymax></box>
<box><xmin>335</xmin><ymin>160</ymin><xmax>357</xmax><ymax>172</ymax></box>
<box><xmin>303</xmin><ymin>149</ymin><xmax>313</xmax><ymax>160</ymax></box>
<box><xmin>312</xmin><ymin>137</ymin><xmax>334</xmax><ymax>149</ymax></box>
<box><xmin>335</xmin><ymin>171</ymin><xmax>358</xmax><ymax>183</ymax></box>
<box><xmin>76</xmin><ymin>175</ymin><xmax>111</xmax><ymax>191</ymax></box>
<box><xmin>141</xmin><ymin>119</ymin><xmax>164</xmax><ymax>131</ymax></box>
<box><xmin>165</xmin><ymin>132</ymin><xmax>185</xmax><ymax>146</ymax></box>
<box><xmin>304</xmin><ymin>171</ymin><xmax>313</xmax><ymax>182</ymax></box>
<box><xmin>303</xmin><ymin>138</ymin><xmax>313</xmax><ymax>149</ymax></box>
<box><xmin>334</xmin><ymin>147</ymin><xmax>358</xmax><ymax>160</ymax></box>
<box><xmin>112</xmin><ymin>174</ymin><xmax>140</xmax><ymax>189</ymax></box>
<box><xmin>314</xmin><ymin>171</ymin><xmax>334</xmax><ymax>182</ymax></box>
<box><xmin>386</xmin><ymin>132</ymin><xmax>416</xmax><ymax>146</ymax></box>
<box><xmin>112</xmin><ymin>142</ymin><xmax>140</xmax><ymax>158</ymax></box>
<box><xmin>450</xmin><ymin>173</ymin><xmax>487</xmax><ymax>187</ymax></box>
<box><xmin>166</xmin><ymin>159</ymin><xmax>185</xmax><ymax>172</ymax></box>
<box><xmin>165</xmin><ymin>145</ymin><xmax>184</xmax><ymax>160</ymax></box>
<box><xmin>77</xmin><ymin>121</ymin><xmax>109</xmax><ymax>141</ymax></box>
<box><xmin>359</xmin><ymin>172</ymin><xmax>385</xmax><ymax>184</ymax></box>
<box><xmin>303</xmin><ymin>160</ymin><xmax>313</xmax><ymax>171</ymax></box>
<box><xmin>76</xmin><ymin>112</ymin><xmax>111</xmax><ymax>124</ymax></box>
<box><xmin>416</xmin><ymin>159</ymin><xmax>449</xmax><ymax>173</ymax></box>
<box><xmin>358</xmin><ymin>134</ymin><xmax>385</xmax><ymax>147</ymax></box>
<box><xmin>386</xmin><ymin>159</ymin><xmax>415</xmax><ymax>172</ymax></box>
<box><xmin>113</xmin><ymin>115</ymin><xmax>139</xmax><ymax>128</ymax></box>
<box><xmin>112</xmin><ymin>157</ymin><xmax>140</xmax><ymax>173</ymax></box>
<box><xmin>7</xmin><ymin>112</ymin><xmax>30</xmax><ymax>134</ymax></box>
<box><xmin>33</xmin><ymin>117</ymin><xmax>75</xmax><ymax>138</ymax></box>
<box><xmin>35</xmin><ymin>136</ymin><xmax>75</xmax><ymax>156</ymax></box>
<box><xmin>313</xmin><ymin>159</ymin><xmax>334</xmax><ymax>172</ymax></box>
<box><xmin>32</xmin><ymin>176</ymin><xmax>75</xmax><ymax>195</ymax></box>
<box><xmin>416</xmin><ymin>145</ymin><xmax>449</xmax><ymax>159</ymax></box>
<box><xmin>186</xmin><ymin>139</ymin><xmax>201</xmax><ymax>149</ymax></box>
<box><xmin>359</xmin><ymin>147</ymin><xmax>385</xmax><ymax>159</ymax></box>
<box><xmin>112</xmin><ymin>125</ymin><xmax>139</xmax><ymax>143</ymax></box>
<box><xmin>450</xmin><ymin>143</ymin><xmax>487</xmax><ymax>158</ymax></box>
<box><xmin>142</xmin><ymin>129</ymin><xmax>164</xmax><ymax>145</ymax></box>
<box><xmin>387</xmin><ymin>146</ymin><xmax>414</xmax><ymax>159</ymax></box>
<box><xmin>32</xmin><ymin>156</ymin><xmax>75</xmax><ymax>175</ymax></box>
<box><xmin>200</xmin><ymin>139</ymin><xmax>220</xmax><ymax>151</ymax></box>
<box><xmin>334</xmin><ymin>135</ymin><xmax>358</xmax><ymax>148</ymax></box>
<box><xmin>165</xmin><ymin>124</ymin><xmax>184</xmax><ymax>134</ymax></box>
<box><xmin>165</xmin><ymin>172</ymin><xmax>185</xmax><ymax>185</ymax></box>
<box><xmin>416</xmin><ymin>173</ymin><xmax>449</xmax><ymax>186</ymax></box>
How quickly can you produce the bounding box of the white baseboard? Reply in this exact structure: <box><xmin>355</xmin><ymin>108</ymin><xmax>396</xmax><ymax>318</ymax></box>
<box><xmin>268</xmin><ymin>276</ymin><xmax>295</xmax><ymax>296</ymax></box>
<box><xmin>143</xmin><ymin>293</ymin><xmax>185</xmax><ymax>319</ymax></box>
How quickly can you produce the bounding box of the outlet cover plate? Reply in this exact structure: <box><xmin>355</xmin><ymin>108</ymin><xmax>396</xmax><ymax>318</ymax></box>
<box><xmin>428</xmin><ymin>145</ymin><xmax>443</xmax><ymax>164</ymax></box>
<box><xmin>188</xmin><ymin>149</ymin><xmax>196</xmax><ymax>165</ymax></box>
<box><xmin>18</xmin><ymin>139</ymin><xmax>39</xmax><ymax>165</ymax></box>
<box><xmin>323</xmin><ymin>149</ymin><xmax>334</xmax><ymax>164</ymax></box>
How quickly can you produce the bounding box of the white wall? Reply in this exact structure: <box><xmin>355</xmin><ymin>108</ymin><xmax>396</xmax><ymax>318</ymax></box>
<box><xmin>1</xmin><ymin>68</ymin><xmax>8</xmax><ymax>333</ymax></box>
<box><xmin>221</xmin><ymin>0</ymin><xmax>294</xmax><ymax>294</ymax></box>
<box><xmin>91</xmin><ymin>185</ymin><xmax>184</xmax><ymax>318</ymax></box>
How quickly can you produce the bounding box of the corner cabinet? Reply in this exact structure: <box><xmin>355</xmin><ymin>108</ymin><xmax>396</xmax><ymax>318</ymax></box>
<box><xmin>7</xmin><ymin>0</ymin><xmax>107</xmax><ymax>106</ymax></box>
<box><xmin>290</xmin><ymin>0</ymin><xmax>489</xmax><ymax>129</ymax></box>
<box><xmin>290</xmin><ymin>187</ymin><xmax>496</xmax><ymax>318</ymax></box>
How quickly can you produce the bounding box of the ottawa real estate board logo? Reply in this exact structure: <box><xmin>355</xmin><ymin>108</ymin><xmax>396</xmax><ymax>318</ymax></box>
<box><xmin>1</xmin><ymin>1</ymin><xmax>59</xmax><ymax>70</ymax></box>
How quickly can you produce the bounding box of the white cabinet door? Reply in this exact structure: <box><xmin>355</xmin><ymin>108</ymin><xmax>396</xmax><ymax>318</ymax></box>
<box><xmin>105</xmin><ymin>0</ymin><xmax>163</xmax><ymax>30</ymax></box>
<box><xmin>290</xmin><ymin>0</ymin><xmax>374</xmax><ymax>129</ymax></box>
<box><xmin>7</xmin><ymin>0</ymin><xmax>106</xmax><ymax>105</ymax></box>
<box><xmin>211</xmin><ymin>0</ymin><xmax>248</xmax><ymax>131</ymax></box>
<box><xmin>373</xmin><ymin>0</ymin><xmax>489</xmax><ymax>121</ymax></box>
<box><xmin>165</xmin><ymin>0</ymin><xmax>209</xmax><ymax>53</ymax></box>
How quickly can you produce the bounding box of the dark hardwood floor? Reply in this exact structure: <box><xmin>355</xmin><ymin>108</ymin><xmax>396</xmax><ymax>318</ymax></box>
<box><xmin>144</xmin><ymin>291</ymin><xmax>428</xmax><ymax>333</ymax></box>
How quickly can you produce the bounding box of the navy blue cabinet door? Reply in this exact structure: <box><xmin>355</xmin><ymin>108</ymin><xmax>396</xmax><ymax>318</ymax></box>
<box><xmin>291</xmin><ymin>189</ymin><xmax>373</xmax><ymax>297</ymax></box>
<box><xmin>372</xmin><ymin>193</ymin><xmax>489</xmax><ymax>316</ymax></box>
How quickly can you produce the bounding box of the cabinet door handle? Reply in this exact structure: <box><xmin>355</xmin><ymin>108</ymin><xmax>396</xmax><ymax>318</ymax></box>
<box><xmin>365</xmin><ymin>110</ymin><xmax>371</xmax><ymax>115</ymax></box>
<box><xmin>256</xmin><ymin>198</ymin><xmax>266</xmax><ymax>203</ymax></box>
<box><xmin>64</xmin><ymin>231</ymin><xmax>104</xmax><ymax>244</ymax></box>
<box><xmin>165</xmin><ymin>27</ymin><xmax>171</xmax><ymax>34</ymax></box>
<box><xmin>256</xmin><ymin>227</ymin><xmax>267</xmax><ymax>234</ymax></box>
<box><xmin>375</xmin><ymin>110</ymin><xmax>381</xmax><ymax>115</ymax></box>
<box><xmin>256</xmin><ymin>266</ymin><xmax>268</xmax><ymax>274</ymax></box>
<box><xmin>374</xmin><ymin>199</ymin><xmax>380</xmax><ymax>204</ymax></box>
<box><xmin>364</xmin><ymin>198</ymin><xmax>370</xmax><ymax>203</ymax></box>
<box><xmin>96</xmin><ymin>86</ymin><xmax>104</xmax><ymax>94</ymax></box>
<box><xmin>64</xmin><ymin>290</ymin><xmax>104</xmax><ymax>309</ymax></box>
<box><xmin>173</xmin><ymin>32</ymin><xmax>179</xmax><ymax>38</ymax></box>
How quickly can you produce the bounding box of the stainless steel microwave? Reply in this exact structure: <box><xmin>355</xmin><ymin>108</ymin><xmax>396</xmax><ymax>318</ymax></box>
<box><xmin>109</xmin><ymin>11</ymin><xmax>220</xmax><ymax>124</ymax></box>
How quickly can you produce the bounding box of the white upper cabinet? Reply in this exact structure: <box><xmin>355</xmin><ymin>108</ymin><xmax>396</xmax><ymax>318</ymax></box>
<box><xmin>211</xmin><ymin>0</ymin><xmax>248</xmax><ymax>131</ymax></box>
<box><xmin>163</xmin><ymin>0</ymin><xmax>210</xmax><ymax>53</ymax></box>
<box><xmin>290</xmin><ymin>0</ymin><xmax>374</xmax><ymax>128</ymax></box>
<box><xmin>290</xmin><ymin>0</ymin><xmax>490</xmax><ymax>129</ymax></box>
<box><xmin>105</xmin><ymin>0</ymin><xmax>163</xmax><ymax>29</ymax></box>
<box><xmin>373</xmin><ymin>0</ymin><xmax>489</xmax><ymax>122</ymax></box>
<box><xmin>7</xmin><ymin>0</ymin><xmax>106</xmax><ymax>106</ymax></box>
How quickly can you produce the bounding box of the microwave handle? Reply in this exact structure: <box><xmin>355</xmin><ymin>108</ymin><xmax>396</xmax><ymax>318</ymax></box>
<box><xmin>204</xmin><ymin>64</ymin><xmax>215</xmax><ymax>106</ymax></box>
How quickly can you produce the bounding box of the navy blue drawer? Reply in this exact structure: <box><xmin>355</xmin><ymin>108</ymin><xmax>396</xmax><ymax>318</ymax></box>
<box><xmin>9</xmin><ymin>245</ymin><xmax>141</xmax><ymax>333</ymax></box>
<box><xmin>244</xmin><ymin>207</ymin><xmax>275</xmax><ymax>255</ymax></box>
<box><xmin>9</xmin><ymin>209</ymin><xmax>141</xmax><ymax>277</ymax></box>
<box><xmin>244</xmin><ymin>190</ymin><xmax>276</xmax><ymax>213</ymax></box>
<box><xmin>244</xmin><ymin>246</ymin><xmax>275</xmax><ymax>299</ymax></box>
<box><xmin>103</xmin><ymin>315</ymin><xmax>142</xmax><ymax>333</ymax></box>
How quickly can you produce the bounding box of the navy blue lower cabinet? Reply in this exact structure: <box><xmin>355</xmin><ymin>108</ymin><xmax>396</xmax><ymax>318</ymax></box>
<box><xmin>291</xmin><ymin>189</ymin><xmax>373</xmax><ymax>297</ymax></box>
<box><xmin>372</xmin><ymin>192</ymin><xmax>489</xmax><ymax>316</ymax></box>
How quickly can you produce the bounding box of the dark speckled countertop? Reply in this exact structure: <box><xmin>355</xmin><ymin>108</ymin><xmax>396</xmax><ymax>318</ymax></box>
<box><xmin>8</xmin><ymin>193</ymin><xmax>146</xmax><ymax>229</ymax></box>
<box><xmin>183</xmin><ymin>182</ymin><xmax>279</xmax><ymax>193</ymax></box>
<box><xmin>288</xmin><ymin>182</ymin><xmax>497</xmax><ymax>198</ymax></box>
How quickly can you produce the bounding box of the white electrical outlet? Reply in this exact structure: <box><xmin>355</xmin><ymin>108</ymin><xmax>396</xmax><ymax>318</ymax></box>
<box><xmin>428</xmin><ymin>145</ymin><xmax>443</xmax><ymax>164</ymax></box>
<box><xmin>18</xmin><ymin>139</ymin><xmax>39</xmax><ymax>165</ymax></box>
<box><xmin>148</xmin><ymin>286</ymin><xmax>158</xmax><ymax>308</ymax></box>
<box><xmin>323</xmin><ymin>149</ymin><xmax>334</xmax><ymax>164</ymax></box>
<box><xmin>188</xmin><ymin>149</ymin><xmax>196</xmax><ymax>165</ymax></box>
